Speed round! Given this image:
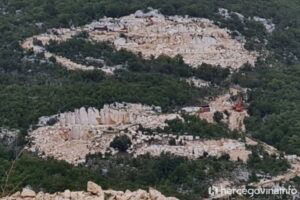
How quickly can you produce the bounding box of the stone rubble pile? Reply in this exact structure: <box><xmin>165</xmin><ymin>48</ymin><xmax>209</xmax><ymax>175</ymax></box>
<box><xmin>21</xmin><ymin>9</ymin><xmax>257</xmax><ymax>71</ymax></box>
<box><xmin>134</xmin><ymin>139</ymin><xmax>251</xmax><ymax>163</ymax></box>
<box><xmin>1</xmin><ymin>181</ymin><xmax>178</xmax><ymax>200</ymax></box>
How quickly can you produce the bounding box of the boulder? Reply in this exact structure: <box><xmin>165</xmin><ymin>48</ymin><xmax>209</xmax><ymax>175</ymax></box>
<box><xmin>149</xmin><ymin>188</ymin><xmax>179</xmax><ymax>200</ymax></box>
<box><xmin>1</xmin><ymin>182</ymin><xmax>179</xmax><ymax>200</ymax></box>
<box><xmin>62</xmin><ymin>189</ymin><xmax>71</xmax><ymax>199</ymax></box>
<box><xmin>10</xmin><ymin>191</ymin><xmax>20</xmax><ymax>197</ymax></box>
<box><xmin>87</xmin><ymin>181</ymin><xmax>104</xmax><ymax>199</ymax></box>
<box><xmin>21</xmin><ymin>188</ymin><xmax>36</xmax><ymax>198</ymax></box>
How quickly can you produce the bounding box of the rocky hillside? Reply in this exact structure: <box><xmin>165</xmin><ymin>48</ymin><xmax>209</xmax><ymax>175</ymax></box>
<box><xmin>21</xmin><ymin>10</ymin><xmax>257</xmax><ymax>71</ymax></box>
<box><xmin>0</xmin><ymin>0</ymin><xmax>299</xmax><ymax>199</ymax></box>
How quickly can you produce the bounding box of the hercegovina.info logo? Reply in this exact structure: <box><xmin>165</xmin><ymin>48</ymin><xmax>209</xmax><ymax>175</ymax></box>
<box><xmin>208</xmin><ymin>186</ymin><xmax>298</xmax><ymax>198</ymax></box>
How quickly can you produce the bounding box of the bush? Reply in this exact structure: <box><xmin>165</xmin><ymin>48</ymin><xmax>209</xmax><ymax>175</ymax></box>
<box><xmin>110</xmin><ymin>135</ymin><xmax>132</xmax><ymax>152</ymax></box>
<box><xmin>213</xmin><ymin>111</ymin><xmax>224</xmax><ymax>123</ymax></box>
<box><xmin>168</xmin><ymin>138</ymin><xmax>176</xmax><ymax>146</ymax></box>
<box><xmin>164</xmin><ymin>115</ymin><xmax>238</xmax><ymax>139</ymax></box>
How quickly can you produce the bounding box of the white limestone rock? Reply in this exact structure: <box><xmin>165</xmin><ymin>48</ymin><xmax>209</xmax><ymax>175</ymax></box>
<box><xmin>87</xmin><ymin>181</ymin><xmax>104</xmax><ymax>199</ymax></box>
<box><xmin>0</xmin><ymin>128</ymin><xmax>19</xmax><ymax>145</ymax></box>
<box><xmin>22</xmin><ymin>10</ymin><xmax>257</xmax><ymax>71</ymax></box>
<box><xmin>21</xmin><ymin>188</ymin><xmax>36</xmax><ymax>198</ymax></box>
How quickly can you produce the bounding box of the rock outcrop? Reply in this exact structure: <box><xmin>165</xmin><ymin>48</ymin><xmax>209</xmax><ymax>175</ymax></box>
<box><xmin>57</xmin><ymin>103</ymin><xmax>178</xmax><ymax>140</ymax></box>
<box><xmin>0</xmin><ymin>128</ymin><xmax>19</xmax><ymax>145</ymax></box>
<box><xmin>184</xmin><ymin>77</ymin><xmax>210</xmax><ymax>88</ymax></box>
<box><xmin>218</xmin><ymin>8</ymin><xmax>275</xmax><ymax>33</ymax></box>
<box><xmin>253</xmin><ymin>16</ymin><xmax>275</xmax><ymax>33</ymax></box>
<box><xmin>1</xmin><ymin>181</ymin><xmax>178</xmax><ymax>200</ymax></box>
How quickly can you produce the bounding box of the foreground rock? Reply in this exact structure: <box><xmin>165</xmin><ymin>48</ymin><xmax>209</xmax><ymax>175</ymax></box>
<box><xmin>1</xmin><ymin>181</ymin><xmax>178</xmax><ymax>200</ymax></box>
<box><xmin>20</xmin><ymin>188</ymin><xmax>36</xmax><ymax>198</ymax></box>
<box><xmin>22</xmin><ymin>9</ymin><xmax>257</xmax><ymax>71</ymax></box>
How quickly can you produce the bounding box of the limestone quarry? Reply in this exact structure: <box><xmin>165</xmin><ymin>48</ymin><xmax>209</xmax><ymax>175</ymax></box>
<box><xmin>18</xmin><ymin>9</ymin><xmax>298</xmax><ymax>200</ymax></box>
<box><xmin>1</xmin><ymin>181</ymin><xmax>178</xmax><ymax>200</ymax></box>
<box><xmin>197</xmin><ymin>93</ymin><xmax>248</xmax><ymax>132</ymax></box>
<box><xmin>26</xmin><ymin>102</ymin><xmax>251</xmax><ymax>165</ymax></box>
<box><xmin>21</xmin><ymin>9</ymin><xmax>257</xmax><ymax>71</ymax></box>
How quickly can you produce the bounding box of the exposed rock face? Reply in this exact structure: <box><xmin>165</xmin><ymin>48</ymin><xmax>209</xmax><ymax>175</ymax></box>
<box><xmin>26</xmin><ymin>102</ymin><xmax>251</xmax><ymax>165</ymax></box>
<box><xmin>26</xmin><ymin>103</ymin><xmax>182</xmax><ymax>165</ymax></box>
<box><xmin>21</xmin><ymin>10</ymin><xmax>257</xmax><ymax>71</ymax></box>
<box><xmin>58</xmin><ymin>103</ymin><xmax>178</xmax><ymax>140</ymax></box>
<box><xmin>59</xmin><ymin>103</ymin><xmax>171</xmax><ymax>128</ymax></box>
<box><xmin>218</xmin><ymin>8</ymin><xmax>245</xmax><ymax>22</ymax></box>
<box><xmin>219</xmin><ymin>8</ymin><xmax>275</xmax><ymax>33</ymax></box>
<box><xmin>1</xmin><ymin>181</ymin><xmax>178</xmax><ymax>200</ymax></box>
<box><xmin>253</xmin><ymin>16</ymin><xmax>275</xmax><ymax>33</ymax></box>
<box><xmin>0</xmin><ymin>128</ymin><xmax>19</xmax><ymax>145</ymax></box>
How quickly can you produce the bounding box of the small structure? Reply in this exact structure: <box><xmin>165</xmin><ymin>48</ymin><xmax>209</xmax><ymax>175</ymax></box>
<box><xmin>233</xmin><ymin>96</ymin><xmax>244</xmax><ymax>112</ymax></box>
<box><xmin>198</xmin><ymin>105</ymin><xmax>210</xmax><ymax>113</ymax></box>
<box><xmin>94</xmin><ymin>25</ymin><xmax>108</xmax><ymax>31</ymax></box>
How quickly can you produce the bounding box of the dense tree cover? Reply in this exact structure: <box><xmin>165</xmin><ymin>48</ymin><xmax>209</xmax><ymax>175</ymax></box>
<box><xmin>110</xmin><ymin>135</ymin><xmax>132</xmax><ymax>152</ymax></box>
<box><xmin>0</xmin><ymin>144</ymin><xmax>290</xmax><ymax>199</ymax></box>
<box><xmin>247</xmin><ymin>145</ymin><xmax>290</xmax><ymax>177</ymax></box>
<box><xmin>0</xmin><ymin>145</ymin><xmax>238</xmax><ymax>199</ymax></box>
<box><xmin>213</xmin><ymin>111</ymin><xmax>224</xmax><ymax>123</ymax></box>
<box><xmin>0</xmin><ymin>67</ymin><xmax>215</xmax><ymax>131</ymax></box>
<box><xmin>232</xmin><ymin>64</ymin><xmax>300</xmax><ymax>155</ymax></box>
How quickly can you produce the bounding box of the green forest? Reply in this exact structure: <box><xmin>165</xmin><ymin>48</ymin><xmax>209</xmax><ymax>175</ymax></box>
<box><xmin>0</xmin><ymin>0</ymin><xmax>300</xmax><ymax>199</ymax></box>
